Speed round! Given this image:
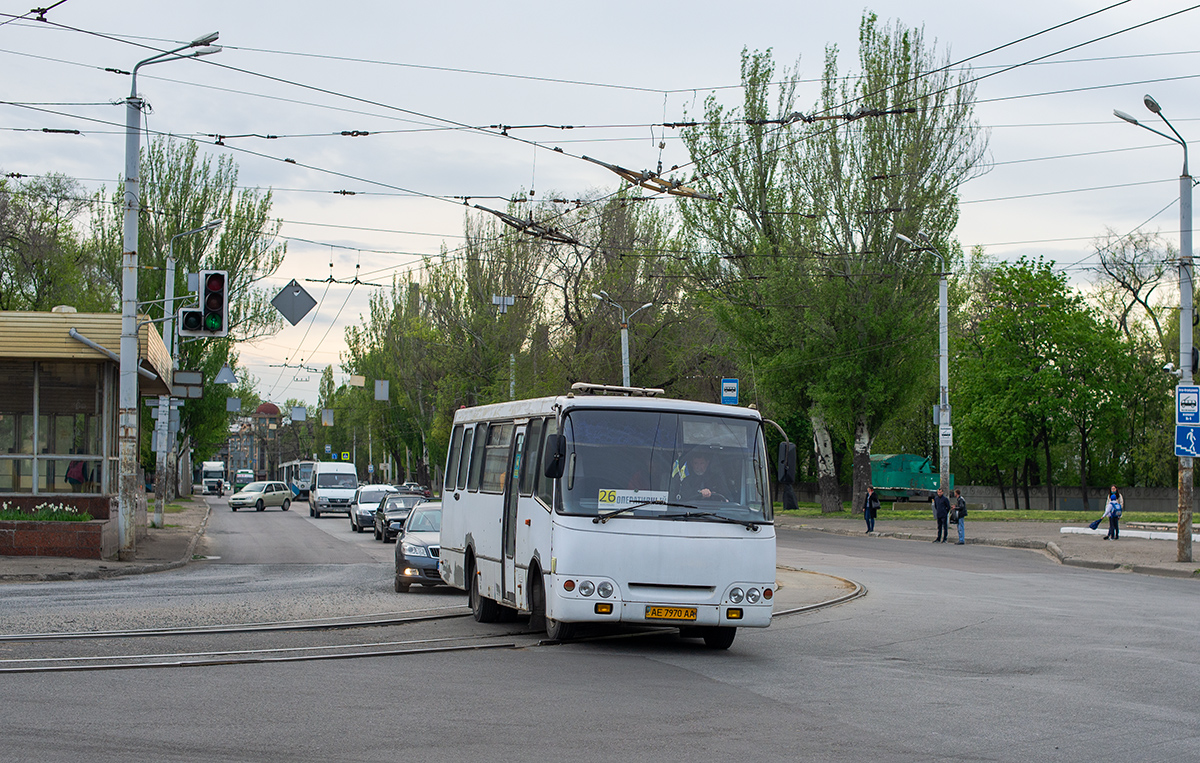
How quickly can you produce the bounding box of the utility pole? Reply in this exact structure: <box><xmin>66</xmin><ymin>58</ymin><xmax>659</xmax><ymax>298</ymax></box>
<box><xmin>897</xmin><ymin>232</ymin><xmax>951</xmax><ymax>493</ymax></box>
<box><xmin>1115</xmin><ymin>95</ymin><xmax>1193</xmax><ymax>562</ymax></box>
<box><xmin>118</xmin><ymin>33</ymin><xmax>220</xmax><ymax>559</ymax></box>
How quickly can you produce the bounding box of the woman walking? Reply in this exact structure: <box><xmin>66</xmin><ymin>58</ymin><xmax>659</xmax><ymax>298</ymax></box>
<box><xmin>1102</xmin><ymin>485</ymin><xmax>1124</xmax><ymax>540</ymax></box>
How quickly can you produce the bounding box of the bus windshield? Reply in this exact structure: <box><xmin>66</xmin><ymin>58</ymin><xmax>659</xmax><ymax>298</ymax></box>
<box><xmin>559</xmin><ymin>409</ymin><xmax>772</xmax><ymax>523</ymax></box>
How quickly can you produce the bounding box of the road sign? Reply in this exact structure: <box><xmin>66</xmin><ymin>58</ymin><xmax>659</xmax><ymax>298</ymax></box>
<box><xmin>325</xmin><ymin>444</ymin><xmax>332</xmax><ymax>454</ymax></box>
<box><xmin>939</xmin><ymin>426</ymin><xmax>953</xmax><ymax>447</ymax></box>
<box><xmin>367</xmin><ymin>464</ymin><xmax>374</xmax><ymax>473</ymax></box>
<box><xmin>341</xmin><ymin>452</ymin><xmax>350</xmax><ymax>462</ymax></box>
<box><xmin>1177</xmin><ymin>385</ymin><xmax>1200</xmax><ymax>425</ymax></box>
<box><xmin>1176</xmin><ymin>425</ymin><xmax>1200</xmax><ymax>457</ymax></box>
<box><xmin>721</xmin><ymin>378</ymin><xmax>738</xmax><ymax>405</ymax></box>
<box><xmin>271</xmin><ymin>279</ymin><xmax>317</xmax><ymax>326</ymax></box>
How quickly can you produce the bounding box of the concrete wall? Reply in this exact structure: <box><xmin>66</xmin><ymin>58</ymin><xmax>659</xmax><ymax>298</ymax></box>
<box><xmin>791</xmin><ymin>483</ymin><xmax>1190</xmax><ymax>512</ymax></box>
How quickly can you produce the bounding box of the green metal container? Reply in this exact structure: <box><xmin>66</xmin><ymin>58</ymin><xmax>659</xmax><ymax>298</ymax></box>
<box><xmin>870</xmin><ymin>454</ymin><xmax>953</xmax><ymax>501</ymax></box>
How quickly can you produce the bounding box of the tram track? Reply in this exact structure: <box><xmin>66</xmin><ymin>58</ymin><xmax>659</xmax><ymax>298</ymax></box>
<box><xmin>0</xmin><ymin>572</ymin><xmax>866</xmax><ymax>673</ymax></box>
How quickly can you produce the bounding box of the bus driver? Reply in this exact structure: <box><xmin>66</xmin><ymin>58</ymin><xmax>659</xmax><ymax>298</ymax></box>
<box><xmin>684</xmin><ymin>450</ymin><xmax>730</xmax><ymax>501</ymax></box>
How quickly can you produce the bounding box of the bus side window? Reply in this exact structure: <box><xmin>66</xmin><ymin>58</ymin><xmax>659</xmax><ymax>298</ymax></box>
<box><xmin>467</xmin><ymin>424</ymin><xmax>489</xmax><ymax>492</ymax></box>
<box><xmin>445</xmin><ymin>425</ymin><xmax>464</xmax><ymax>493</ymax></box>
<box><xmin>535</xmin><ymin>416</ymin><xmax>558</xmax><ymax>506</ymax></box>
<box><xmin>480</xmin><ymin>423</ymin><xmax>514</xmax><ymax>493</ymax></box>
<box><xmin>519</xmin><ymin>418</ymin><xmax>543</xmax><ymax>496</ymax></box>
<box><xmin>457</xmin><ymin>426</ymin><xmax>473</xmax><ymax>491</ymax></box>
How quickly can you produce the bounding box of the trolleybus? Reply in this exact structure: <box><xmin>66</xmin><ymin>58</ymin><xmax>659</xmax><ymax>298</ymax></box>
<box><xmin>438</xmin><ymin>383</ymin><xmax>779</xmax><ymax>649</ymax></box>
<box><xmin>280</xmin><ymin>459</ymin><xmax>317</xmax><ymax>499</ymax></box>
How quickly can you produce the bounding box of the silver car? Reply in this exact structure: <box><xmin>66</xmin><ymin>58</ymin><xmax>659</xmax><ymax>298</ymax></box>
<box><xmin>349</xmin><ymin>484</ymin><xmax>398</xmax><ymax>532</ymax></box>
<box><xmin>229</xmin><ymin>481</ymin><xmax>292</xmax><ymax>512</ymax></box>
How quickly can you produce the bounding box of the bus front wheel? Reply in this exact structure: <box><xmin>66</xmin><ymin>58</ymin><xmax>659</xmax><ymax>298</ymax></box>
<box><xmin>702</xmin><ymin>626</ymin><xmax>736</xmax><ymax>650</ymax></box>
<box><xmin>530</xmin><ymin>573</ymin><xmax>573</xmax><ymax>641</ymax></box>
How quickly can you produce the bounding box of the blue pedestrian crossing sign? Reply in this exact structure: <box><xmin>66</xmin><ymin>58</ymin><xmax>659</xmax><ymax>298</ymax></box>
<box><xmin>1176</xmin><ymin>425</ymin><xmax>1200</xmax><ymax>457</ymax></box>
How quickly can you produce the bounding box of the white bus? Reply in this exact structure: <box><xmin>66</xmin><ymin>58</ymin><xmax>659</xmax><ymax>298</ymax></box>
<box><xmin>280</xmin><ymin>459</ymin><xmax>317</xmax><ymax>499</ymax></box>
<box><xmin>438</xmin><ymin>383</ymin><xmax>779</xmax><ymax>650</ymax></box>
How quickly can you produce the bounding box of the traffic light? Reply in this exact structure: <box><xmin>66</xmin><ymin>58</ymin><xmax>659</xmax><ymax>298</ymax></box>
<box><xmin>177</xmin><ymin>270</ymin><xmax>229</xmax><ymax>338</ymax></box>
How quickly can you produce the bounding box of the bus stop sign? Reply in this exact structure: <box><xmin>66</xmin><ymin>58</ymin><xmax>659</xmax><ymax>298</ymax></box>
<box><xmin>721</xmin><ymin>378</ymin><xmax>739</xmax><ymax>405</ymax></box>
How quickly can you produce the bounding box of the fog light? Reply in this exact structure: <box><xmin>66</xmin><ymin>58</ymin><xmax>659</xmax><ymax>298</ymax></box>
<box><xmin>597</xmin><ymin>581</ymin><xmax>613</xmax><ymax>598</ymax></box>
<box><xmin>578</xmin><ymin>580</ymin><xmax>595</xmax><ymax>596</ymax></box>
<box><xmin>403</xmin><ymin>568</ymin><xmax>420</xmax><ymax>576</ymax></box>
<box><xmin>729</xmin><ymin>587</ymin><xmax>744</xmax><ymax>603</ymax></box>
<box><xmin>746</xmin><ymin>588</ymin><xmax>761</xmax><ymax>604</ymax></box>
<box><xmin>594</xmin><ymin>603</ymin><xmax>613</xmax><ymax>615</ymax></box>
<box><xmin>563</xmin><ymin>579</ymin><xmax>576</xmax><ymax>592</ymax></box>
<box><xmin>726</xmin><ymin>608</ymin><xmax>743</xmax><ymax>620</ymax></box>
<box><xmin>763</xmin><ymin>588</ymin><xmax>773</xmax><ymax>600</ymax></box>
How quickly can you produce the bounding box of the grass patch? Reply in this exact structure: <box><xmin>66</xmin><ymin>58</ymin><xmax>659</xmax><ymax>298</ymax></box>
<box><xmin>777</xmin><ymin>505</ymin><xmax>1180</xmax><ymax>523</ymax></box>
<box><xmin>147</xmin><ymin>500</ymin><xmax>187</xmax><ymax>514</ymax></box>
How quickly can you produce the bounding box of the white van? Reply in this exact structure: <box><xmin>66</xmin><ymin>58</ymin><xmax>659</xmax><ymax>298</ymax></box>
<box><xmin>308</xmin><ymin>461</ymin><xmax>359</xmax><ymax>518</ymax></box>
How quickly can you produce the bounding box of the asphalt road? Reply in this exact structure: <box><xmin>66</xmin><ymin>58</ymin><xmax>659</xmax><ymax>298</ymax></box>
<box><xmin>1</xmin><ymin>515</ymin><xmax>1197</xmax><ymax>762</ymax></box>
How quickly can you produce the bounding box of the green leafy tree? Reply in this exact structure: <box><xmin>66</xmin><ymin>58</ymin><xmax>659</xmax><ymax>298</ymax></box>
<box><xmin>86</xmin><ymin>137</ymin><xmax>286</xmax><ymax>463</ymax></box>
<box><xmin>680</xmin><ymin>18</ymin><xmax>986</xmax><ymax>511</ymax></box>
<box><xmin>0</xmin><ymin>174</ymin><xmax>112</xmax><ymax>311</ymax></box>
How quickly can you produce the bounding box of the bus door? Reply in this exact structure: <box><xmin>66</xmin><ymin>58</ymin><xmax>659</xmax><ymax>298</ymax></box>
<box><xmin>502</xmin><ymin>425</ymin><xmax>526</xmax><ymax>606</ymax></box>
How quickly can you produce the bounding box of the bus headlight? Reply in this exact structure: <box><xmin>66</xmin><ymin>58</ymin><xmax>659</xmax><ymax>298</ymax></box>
<box><xmin>728</xmin><ymin>587</ymin><xmax>744</xmax><ymax>603</ymax></box>
<box><xmin>597</xmin><ymin>581</ymin><xmax>613</xmax><ymax>598</ymax></box>
<box><xmin>578</xmin><ymin>580</ymin><xmax>595</xmax><ymax>597</ymax></box>
<box><xmin>746</xmin><ymin>588</ymin><xmax>761</xmax><ymax>604</ymax></box>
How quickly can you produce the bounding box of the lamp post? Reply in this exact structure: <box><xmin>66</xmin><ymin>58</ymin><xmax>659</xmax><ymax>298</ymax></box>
<box><xmin>153</xmin><ymin>219</ymin><xmax>222</xmax><ymax>527</ymax></box>
<box><xmin>896</xmin><ymin>232</ymin><xmax>950</xmax><ymax>494</ymax></box>
<box><xmin>1115</xmin><ymin>94</ymin><xmax>1193</xmax><ymax>563</ymax></box>
<box><xmin>118</xmin><ymin>33</ymin><xmax>221</xmax><ymax>558</ymax></box>
<box><xmin>592</xmin><ymin>291</ymin><xmax>653</xmax><ymax>388</ymax></box>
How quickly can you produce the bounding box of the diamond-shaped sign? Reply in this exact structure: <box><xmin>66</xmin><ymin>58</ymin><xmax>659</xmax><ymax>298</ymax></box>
<box><xmin>272</xmin><ymin>280</ymin><xmax>317</xmax><ymax>326</ymax></box>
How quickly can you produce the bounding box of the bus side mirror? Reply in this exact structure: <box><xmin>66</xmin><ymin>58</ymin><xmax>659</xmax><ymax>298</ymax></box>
<box><xmin>777</xmin><ymin>442</ymin><xmax>797</xmax><ymax>484</ymax></box>
<box><xmin>543</xmin><ymin>434</ymin><xmax>566</xmax><ymax>479</ymax></box>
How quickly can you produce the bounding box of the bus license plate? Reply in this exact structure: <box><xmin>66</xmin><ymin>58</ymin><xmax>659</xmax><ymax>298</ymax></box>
<box><xmin>645</xmin><ymin>605</ymin><xmax>697</xmax><ymax>621</ymax></box>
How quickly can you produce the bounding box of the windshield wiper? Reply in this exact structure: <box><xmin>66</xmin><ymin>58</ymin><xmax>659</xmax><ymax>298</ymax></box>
<box><xmin>593</xmin><ymin>499</ymin><xmax>696</xmax><ymax>524</ymax></box>
<box><xmin>660</xmin><ymin>511</ymin><xmax>760</xmax><ymax>531</ymax></box>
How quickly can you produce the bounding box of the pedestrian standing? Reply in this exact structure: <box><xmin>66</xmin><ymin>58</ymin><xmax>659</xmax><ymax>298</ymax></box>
<box><xmin>933</xmin><ymin>487</ymin><xmax>951</xmax><ymax>543</ymax></box>
<box><xmin>953</xmin><ymin>488</ymin><xmax>967</xmax><ymax>544</ymax></box>
<box><xmin>864</xmin><ymin>486</ymin><xmax>880</xmax><ymax>533</ymax></box>
<box><xmin>1101</xmin><ymin>485</ymin><xmax>1124</xmax><ymax>540</ymax></box>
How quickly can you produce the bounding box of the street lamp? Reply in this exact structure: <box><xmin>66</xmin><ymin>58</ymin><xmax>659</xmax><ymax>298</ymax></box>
<box><xmin>896</xmin><ymin>232</ymin><xmax>951</xmax><ymax>495</ymax></box>
<box><xmin>118</xmin><ymin>33</ymin><xmax>221</xmax><ymax>558</ymax></box>
<box><xmin>591</xmin><ymin>290</ymin><xmax>653</xmax><ymax>388</ymax></box>
<box><xmin>1114</xmin><ymin>93</ymin><xmax>1193</xmax><ymax>563</ymax></box>
<box><xmin>153</xmin><ymin>218</ymin><xmax>223</xmax><ymax>527</ymax></box>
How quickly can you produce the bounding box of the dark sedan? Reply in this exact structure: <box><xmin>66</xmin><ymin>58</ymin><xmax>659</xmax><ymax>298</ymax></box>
<box><xmin>374</xmin><ymin>493</ymin><xmax>425</xmax><ymax>542</ymax></box>
<box><xmin>394</xmin><ymin>503</ymin><xmax>442</xmax><ymax>592</ymax></box>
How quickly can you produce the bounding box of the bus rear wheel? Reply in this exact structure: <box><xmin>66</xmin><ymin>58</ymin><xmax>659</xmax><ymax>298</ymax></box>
<box><xmin>702</xmin><ymin>626</ymin><xmax>736</xmax><ymax>650</ymax></box>
<box><xmin>468</xmin><ymin>563</ymin><xmax>501</xmax><ymax>623</ymax></box>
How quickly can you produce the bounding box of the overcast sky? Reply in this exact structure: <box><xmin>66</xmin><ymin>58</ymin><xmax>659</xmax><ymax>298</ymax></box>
<box><xmin>2</xmin><ymin>0</ymin><xmax>1197</xmax><ymax>405</ymax></box>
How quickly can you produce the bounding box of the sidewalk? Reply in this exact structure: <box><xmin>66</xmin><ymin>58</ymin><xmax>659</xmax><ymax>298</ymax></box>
<box><xmin>777</xmin><ymin>514</ymin><xmax>1200</xmax><ymax>579</ymax></box>
<box><xmin>0</xmin><ymin>494</ymin><xmax>212</xmax><ymax>582</ymax></box>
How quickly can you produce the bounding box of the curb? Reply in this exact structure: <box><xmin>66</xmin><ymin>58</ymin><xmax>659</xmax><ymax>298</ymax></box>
<box><xmin>774</xmin><ymin>565</ymin><xmax>866</xmax><ymax>616</ymax></box>
<box><xmin>792</xmin><ymin>524</ymin><xmax>1197</xmax><ymax>580</ymax></box>
<box><xmin>0</xmin><ymin>501</ymin><xmax>212</xmax><ymax>583</ymax></box>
